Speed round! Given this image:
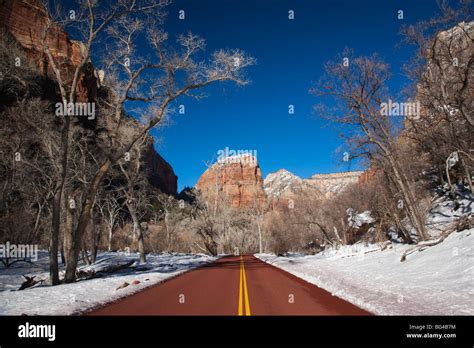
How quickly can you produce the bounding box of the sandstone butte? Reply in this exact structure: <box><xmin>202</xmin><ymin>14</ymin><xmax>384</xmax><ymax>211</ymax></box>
<box><xmin>195</xmin><ymin>154</ymin><xmax>267</xmax><ymax>209</ymax></box>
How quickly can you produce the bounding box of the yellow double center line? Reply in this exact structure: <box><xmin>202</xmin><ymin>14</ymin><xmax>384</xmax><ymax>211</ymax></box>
<box><xmin>238</xmin><ymin>256</ymin><xmax>251</xmax><ymax>316</ymax></box>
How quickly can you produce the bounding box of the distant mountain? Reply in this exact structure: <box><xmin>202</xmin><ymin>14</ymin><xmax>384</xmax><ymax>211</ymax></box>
<box><xmin>305</xmin><ymin>171</ymin><xmax>364</xmax><ymax>199</ymax></box>
<box><xmin>264</xmin><ymin>169</ymin><xmax>363</xmax><ymax>209</ymax></box>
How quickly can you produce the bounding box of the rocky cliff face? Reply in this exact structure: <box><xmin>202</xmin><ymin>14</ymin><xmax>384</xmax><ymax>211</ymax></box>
<box><xmin>358</xmin><ymin>168</ymin><xmax>378</xmax><ymax>184</ymax></box>
<box><xmin>195</xmin><ymin>154</ymin><xmax>266</xmax><ymax>209</ymax></box>
<box><xmin>196</xmin><ymin>160</ymin><xmax>364</xmax><ymax>211</ymax></box>
<box><xmin>145</xmin><ymin>142</ymin><xmax>178</xmax><ymax>196</ymax></box>
<box><xmin>0</xmin><ymin>0</ymin><xmax>99</xmax><ymax>102</ymax></box>
<box><xmin>264</xmin><ymin>169</ymin><xmax>324</xmax><ymax>209</ymax></box>
<box><xmin>0</xmin><ymin>0</ymin><xmax>178</xmax><ymax>196</ymax></box>
<box><xmin>306</xmin><ymin>171</ymin><xmax>363</xmax><ymax>198</ymax></box>
<box><xmin>264</xmin><ymin>170</ymin><xmax>363</xmax><ymax>209</ymax></box>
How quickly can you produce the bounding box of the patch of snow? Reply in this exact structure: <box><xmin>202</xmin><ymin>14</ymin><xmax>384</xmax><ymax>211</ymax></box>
<box><xmin>256</xmin><ymin>228</ymin><xmax>474</xmax><ymax>315</ymax></box>
<box><xmin>426</xmin><ymin>188</ymin><xmax>473</xmax><ymax>237</ymax></box>
<box><xmin>264</xmin><ymin>169</ymin><xmax>302</xmax><ymax>197</ymax></box>
<box><xmin>446</xmin><ymin>151</ymin><xmax>459</xmax><ymax>169</ymax></box>
<box><xmin>347</xmin><ymin>209</ymin><xmax>375</xmax><ymax>229</ymax></box>
<box><xmin>0</xmin><ymin>252</ymin><xmax>216</xmax><ymax>315</ymax></box>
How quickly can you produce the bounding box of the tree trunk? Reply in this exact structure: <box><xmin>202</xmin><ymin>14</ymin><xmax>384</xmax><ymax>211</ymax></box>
<box><xmin>64</xmin><ymin>160</ymin><xmax>111</xmax><ymax>283</ymax></box>
<box><xmin>126</xmin><ymin>200</ymin><xmax>146</xmax><ymax>263</ymax></box>
<box><xmin>81</xmin><ymin>241</ymin><xmax>91</xmax><ymax>265</ymax></box>
<box><xmin>49</xmin><ymin>114</ymin><xmax>71</xmax><ymax>285</ymax></box>
<box><xmin>108</xmin><ymin>225</ymin><xmax>113</xmax><ymax>252</ymax></box>
<box><xmin>63</xmin><ymin>192</ymin><xmax>76</xmax><ymax>280</ymax></box>
<box><xmin>164</xmin><ymin>210</ymin><xmax>171</xmax><ymax>249</ymax></box>
<box><xmin>49</xmin><ymin>190</ymin><xmax>61</xmax><ymax>285</ymax></box>
<box><xmin>91</xmin><ymin>215</ymin><xmax>100</xmax><ymax>264</ymax></box>
<box><xmin>389</xmin><ymin>156</ymin><xmax>428</xmax><ymax>240</ymax></box>
<box><xmin>60</xmin><ymin>246</ymin><xmax>65</xmax><ymax>265</ymax></box>
<box><xmin>460</xmin><ymin>156</ymin><xmax>473</xmax><ymax>192</ymax></box>
<box><xmin>257</xmin><ymin>217</ymin><xmax>262</xmax><ymax>253</ymax></box>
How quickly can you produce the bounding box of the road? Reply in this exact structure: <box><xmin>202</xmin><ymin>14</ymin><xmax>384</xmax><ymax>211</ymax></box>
<box><xmin>87</xmin><ymin>255</ymin><xmax>371</xmax><ymax>315</ymax></box>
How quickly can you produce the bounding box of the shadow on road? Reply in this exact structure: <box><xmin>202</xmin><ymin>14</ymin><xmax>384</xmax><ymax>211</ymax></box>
<box><xmin>200</xmin><ymin>255</ymin><xmax>264</xmax><ymax>270</ymax></box>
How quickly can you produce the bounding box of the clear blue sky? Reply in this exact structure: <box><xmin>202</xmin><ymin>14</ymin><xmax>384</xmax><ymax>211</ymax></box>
<box><xmin>154</xmin><ymin>0</ymin><xmax>436</xmax><ymax>189</ymax></box>
<box><xmin>145</xmin><ymin>0</ymin><xmax>439</xmax><ymax>191</ymax></box>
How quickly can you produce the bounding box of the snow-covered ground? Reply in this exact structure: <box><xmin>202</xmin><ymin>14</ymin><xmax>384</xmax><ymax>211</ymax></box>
<box><xmin>0</xmin><ymin>252</ymin><xmax>216</xmax><ymax>315</ymax></box>
<box><xmin>426</xmin><ymin>188</ymin><xmax>473</xmax><ymax>236</ymax></box>
<box><xmin>257</xmin><ymin>227</ymin><xmax>474</xmax><ymax>315</ymax></box>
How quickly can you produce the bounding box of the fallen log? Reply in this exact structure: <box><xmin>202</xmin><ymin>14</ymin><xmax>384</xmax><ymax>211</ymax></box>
<box><xmin>76</xmin><ymin>258</ymin><xmax>135</xmax><ymax>280</ymax></box>
<box><xmin>400</xmin><ymin>214</ymin><xmax>473</xmax><ymax>262</ymax></box>
<box><xmin>18</xmin><ymin>275</ymin><xmax>41</xmax><ymax>290</ymax></box>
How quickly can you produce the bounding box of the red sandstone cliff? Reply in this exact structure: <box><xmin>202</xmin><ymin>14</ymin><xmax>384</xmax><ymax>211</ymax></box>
<box><xmin>0</xmin><ymin>0</ymin><xmax>99</xmax><ymax>102</ymax></box>
<box><xmin>195</xmin><ymin>154</ymin><xmax>266</xmax><ymax>209</ymax></box>
<box><xmin>0</xmin><ymin>0</ymin><xmax>178</xmax><ymax>195</ymax></box>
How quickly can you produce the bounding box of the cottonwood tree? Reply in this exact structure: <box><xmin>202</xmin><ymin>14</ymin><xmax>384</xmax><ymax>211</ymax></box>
<box><xmin>96</xmin><ymin>187</ymin><xmax>123</xmax><ymax>252</ymax></box>
<box><xmin>401</xmin><ymin>2</ymin><xmax>473</xmax><ymax>192</ymax></box>
<box><xmin>155</xmin><ymin>193</ymin><xmax>181</xmax><ymax>250</ymax></box>
<box><xmin>311</xmin><ymin>50</ymin><xmax>429</xmax><ymax>240</ymax></box>
<box><xmin>37</xmin><ymin>0</ymin><xmax>255</xmax><ymax>282</ymax></box>
<box><xmin>118</xmin><ymin>134</ymin><xmax>153</xmax><ymax>264</ymax></box>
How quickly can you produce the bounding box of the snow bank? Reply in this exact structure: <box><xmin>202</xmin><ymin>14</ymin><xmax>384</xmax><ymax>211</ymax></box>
<box><xmin>0</xmin><ymin>252</ymin><xmax>216</xmax><ymax>315</ymax></box>
<box><xmin>257</xmin><ymin>228</ymin><xmax>474</xmax><ymax>315</ymax></box>
<box><xmin>426</xmin><ymin>188</ymin><xmax>473</xmax><ymax>236</ymax></box>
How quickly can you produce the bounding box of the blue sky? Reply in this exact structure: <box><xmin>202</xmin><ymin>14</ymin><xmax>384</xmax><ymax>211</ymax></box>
<box><xmin>143</xmin><ymin>0</ymin><xmax>439</xmax><ymax>191</ymax></box>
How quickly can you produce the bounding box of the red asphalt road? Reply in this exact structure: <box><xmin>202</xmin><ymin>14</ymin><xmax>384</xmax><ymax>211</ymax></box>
<box><xmin>87</xmin><ymin>255</ymin><xmax>371</xmax><ymax>316</ymax></box>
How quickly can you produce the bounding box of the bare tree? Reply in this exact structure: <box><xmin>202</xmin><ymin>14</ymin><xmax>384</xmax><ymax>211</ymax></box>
<box><xmin>35</xmin><ymin>0</ymin><xmax>255</xmax><ymax>282</ymax></box>
<box><xmin>311</xmin><ymin>50</ymin><xmax>429</xmax><ymax>240</ymax></box>
<box><xmin>400</xmin><ymin>3</ymin><xmax>473</xmax><ymax>193</ymax></box>
<box><xmin>96</xmin><ymin>189</ymin><xmax>123</xmax><ymax>252</ymax></box>
<box><xmin>118</xmin><ymin>135</ymin><xmax>152</xmax><ymax>264</ymax></box>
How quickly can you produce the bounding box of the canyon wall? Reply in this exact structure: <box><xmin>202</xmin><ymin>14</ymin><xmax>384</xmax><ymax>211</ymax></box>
<box><xmin>0</xmin><ymin>0</ymin><xmax>178</xmax><ymax>196</ymax></box>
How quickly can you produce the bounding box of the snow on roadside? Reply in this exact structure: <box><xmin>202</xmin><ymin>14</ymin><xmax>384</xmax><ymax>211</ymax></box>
<box><xmin>256</xmin><ymin>228</ymin><xmax>474</xmax><ymax>315</ymax></box>
<box><xmin>0</xmin><ymin>252</ymin><xmax>216</xmax><ymax>315</ymax></box>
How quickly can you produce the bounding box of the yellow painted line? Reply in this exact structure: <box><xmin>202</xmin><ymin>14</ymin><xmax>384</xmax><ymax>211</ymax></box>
<box><xmin>238</xmin><ymin>256</ymin><xmax>251</xmax><ymax>316</ymax></box>
<box><xmin>238</xmin><ymin>257</ymin><xmax>243</xmax><ymax>316</ymax></box>
<box><xmin>242</xmin><ymin>257</ymin><xmax>251</xmax><ymax>316</ymax></box>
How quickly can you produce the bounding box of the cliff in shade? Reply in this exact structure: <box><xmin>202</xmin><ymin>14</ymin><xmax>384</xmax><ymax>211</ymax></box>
<box><xmin>145</xmin><ymin>142</ymin><xmax>178</xmax><ymax>196</ymax></box>
<box><xmin>195</xmin><ymin>154</ymin><xmax>266</xmax><ymax>209</ymax></box>
<box><xmin>0</xmin><ymin>0</ymin><xmax>178</xmax><ymax>196</ymax></box>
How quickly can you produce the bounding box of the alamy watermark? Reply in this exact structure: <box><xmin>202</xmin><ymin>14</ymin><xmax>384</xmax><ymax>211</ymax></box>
<box><xmin>55</xmin><ymin>101</ymin><xmax>96</xmax><ymax>120</ymax></box>
<box><xmin>216</xmin><ymin>147</ymin><xmax>257</xmax><ymax>166</ymax></box>
<box><xmin>380</xmin><ymin>99</ymin><xmax>420</xmax><ymax>120</ymax></box>
<box><xmin>0</xmin><ymin>241</ymin><xmax>38</xmax><ymax>262</ymax></box>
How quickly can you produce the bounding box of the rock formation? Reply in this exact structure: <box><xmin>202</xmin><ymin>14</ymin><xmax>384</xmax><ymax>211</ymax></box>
<box><xmin>145</xmin><ymin>142</ymin><xmax>178</xmax><ymax>196</ymax></box>
<box><xmin>264</xmin><ymin>169</ymin><xmax>324</xmax><ymax>210</ymax></box>
<box><xmin>358</xmin><ymin>168</ymin><xmax>378</xmax><ymax>184</ymax></box>
<box><xmin>0</xmin><ymin>0</ymin><xmax>99</xmax><ymax>102</ymax></box>
<box><xmin>195</xmin><ymin>154</ymin><xmax>365</xmax><ymax>210</ymax></box>
<box><xmin>0</xmin><ymin>0</ymin><xmax>178</xmax><ymax>196</ymax></box>
<box><xmin>264</xmin><ymin>170</ymin><xmax>362</xmax><ymax>206</ymax></box>
<box><xmin>306</xmin><ymin>171</ymin><xmax>363</xmax><ymax>199</ymax></box>
<box><xmin>195</xmin><ymin>154</ymin><xmax>266</xmax><ymax>209</ymax></box>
